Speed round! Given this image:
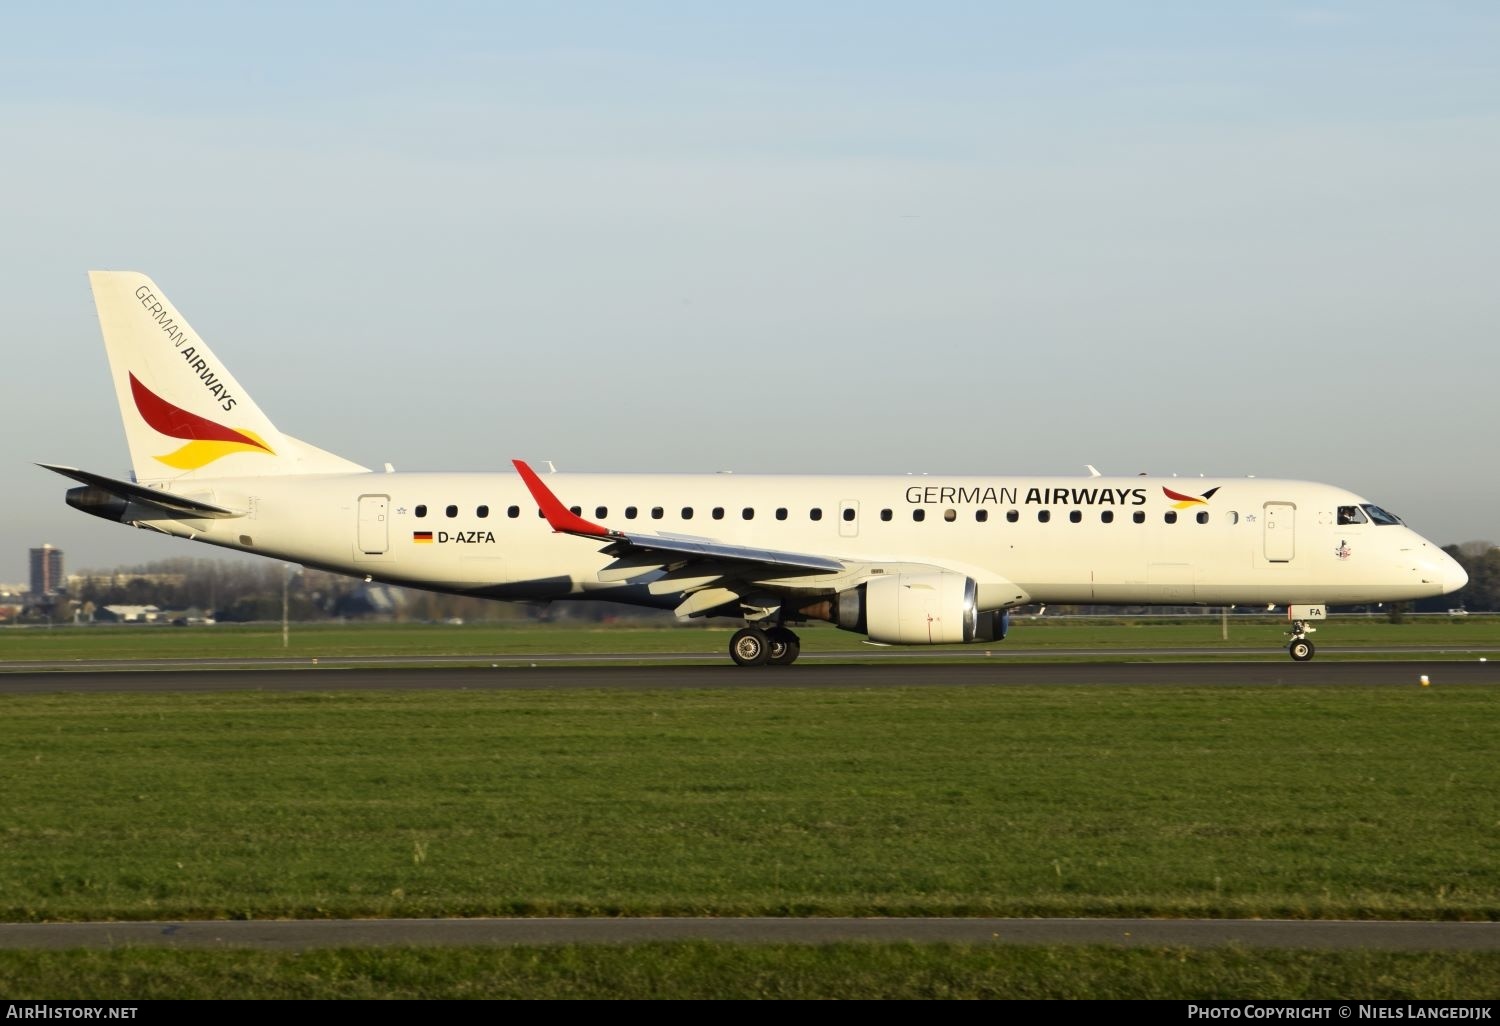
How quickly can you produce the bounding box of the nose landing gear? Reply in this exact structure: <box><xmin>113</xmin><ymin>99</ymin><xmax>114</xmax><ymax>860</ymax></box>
<box><xmin>1284</xmin><ymin>604</ymin><xmax>1326</xmax><ymax>662</ymax></box>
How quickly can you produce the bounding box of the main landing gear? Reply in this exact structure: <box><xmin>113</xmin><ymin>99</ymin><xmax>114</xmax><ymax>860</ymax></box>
<box><xmin>729</xmin><ymin>625</ymin><xmax>802</xmax><ymax>666</ymax></box>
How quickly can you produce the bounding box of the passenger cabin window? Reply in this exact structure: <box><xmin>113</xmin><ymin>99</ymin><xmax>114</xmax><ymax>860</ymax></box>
<box><xmin>712</xmin><ymin>507</ymin><xmax>725</xmax><ymax>520</ymax></box>
<box><xmin>507</xmin><ymin>505</ymin><xmax>519</xmax><ymax>518</ymax></box>
<box><xmin>1069</xmin><ymin>510</ymin><xmax>1081</xmax><ymax>523</ymax></box>
<box><xmin>913</xmin><ymin>509</ymin><xmax>926</xmax><ymax>522</ymax></box>
<box><xmin>776</xmin><ymin>508</ymin><xmax>788</xmax><ymax>521</ymax></box>
<box><xmin>1197</xmin><ymin>511</ymin><xmax>1209</xmax><ymax>524</ymax></box>
<box><xmin>943</xmin><ymin>508</ymin><xmax>956</xmax><ymax>522</ymax></box>
<box><xmin>1228</xmin><ymin>511</ymin><xmax>1239</xmax><ymax>524</ymax></box>
<box><xmin>651</xmin><ymin>507</ymin><xmax>664</xmax><ymax>520</ymax></box>
<box><xmin>976</xmin><ymin>509</ymin><xmax>988</xmax><ymax>523</ymax></box>
<box><xmin>1338</xmin><ymin>505</ymin><xmax>1369</xmax><ymax>526</ymax></box>
<box><xmin>811</xmin><ymin>508</ymin><xmax>824</xmax><ymax>521</ymax></box>
<box><xmin>477</xmin><ymin>505</ymin><xmax>489</xmax><ymax>518</ymax></box>
<box><xmin>742</xmin><ymin>508</ymin><xmax>755</xmax><ymax>520</ymax></box>
<box><xmin>1101</xmin><ymin>510</ymin><xmax>1113</xmax><ymax>524</ymax></box>
<box><xmin>625</xmin><ymin>506</ymin><xmax>638</xmax><ymax>519</ymax></box>
<box><xmin>1006</xmin><ymin>510</ymin><xmax>1019</xmax><ymax>523</ymax></box>
<box><xmin>1038</xmin><ymin>510</ymin><xmax>1051</xmax><ymax>523</ymax></box>
<box><xmin>682</xmin><ymin>507</ymin><xmax>693</xmax><ymax>520</ymax></box>
<box><xmin>879</xmin><ymin>509</ymin><xmax>891</xmax><ymax>522</ymax></box>
<box><xmin>415</xmin><ymin>505</ymin><xmax>428</xmax><ymax>518</ymax></box>
<box><xmin>569</xmin><ymin>506</ymin><xmax>581</xmax><ymax>516</ymax></box>
<box><xmin>1164</xmin><ymin>511</ymin><xmax>1178</xmax><ymax>524</ymax></box>
<box><xmin>843</xmin><ymin>508</ymin><xmax>856</xmax><ymax>522</ymax></box>
<box><xmin>596</xmin><ymin>506</ymin><xmax>608</xmax><ymax>519</ymax></box>
<box><xmin>446</xmin><ymin>505</ymin><xmax>458</xmax><ymax>518</ymax></box>
<box><xmin>1133</xmin><ymin>511</ymin><xmax>1145</xmax><ymax>524</ymax></box>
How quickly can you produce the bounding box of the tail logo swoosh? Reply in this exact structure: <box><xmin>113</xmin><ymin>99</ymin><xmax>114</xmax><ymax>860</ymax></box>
<box><xmin>129</xmin><ymin>372</ymin><xmax>274</xmax><ymax>468</ymax></box>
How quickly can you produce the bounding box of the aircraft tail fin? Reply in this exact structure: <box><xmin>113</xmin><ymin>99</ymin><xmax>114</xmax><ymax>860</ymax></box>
<box><xmin>88</xmin><ymin>271</ymin><xmax>368</xmax><ymax>481</ymax></box>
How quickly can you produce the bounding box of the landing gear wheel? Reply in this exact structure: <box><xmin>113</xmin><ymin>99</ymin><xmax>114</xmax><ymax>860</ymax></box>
<box><xmin>766</xmin><ymin>627</ymin><xmax>802</xmax><ymax>666</ymax></box>
<box><xmin>730</xmin><ymin>627</ymin><xmax>772</xmax><ymax>667</ymax></box>
<box><xmin>1285</xmin><ymin>617</ymin><xmax>1318</xmax><ymax>662</ymax></box>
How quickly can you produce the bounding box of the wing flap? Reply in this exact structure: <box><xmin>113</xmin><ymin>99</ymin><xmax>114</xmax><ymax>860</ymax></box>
<box><xmin>597</xmin><ymin>553</ymin><xmax>673</xmax><ymax>584</ymax></box>
<box><xmin>674</xmin><ymin>587</ymin><xmax>743</xmax><ymax>618</ymax></box>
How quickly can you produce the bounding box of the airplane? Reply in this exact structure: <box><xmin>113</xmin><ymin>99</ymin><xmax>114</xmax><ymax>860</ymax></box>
<box><xmin>43</xmin><ymin>271</ymin><xmax>1468</xmax><ymax>666</ymax></box>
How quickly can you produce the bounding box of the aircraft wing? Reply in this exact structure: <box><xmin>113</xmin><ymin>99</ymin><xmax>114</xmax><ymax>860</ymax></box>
<box><xmin>512</xmin><ymin>459</ymin><xmax>844</xmax><ymax>575</ymax></box>
<box><xmin>37</xmin><ymin>464</ymin><xmax>245</xmax><ymax>519</ymax></box>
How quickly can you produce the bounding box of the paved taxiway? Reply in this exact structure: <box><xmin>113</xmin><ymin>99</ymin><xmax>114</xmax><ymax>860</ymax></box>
<box><xmin>3</xmin><ymin>917</ymin><xmax>1498</xmax><ymax>951</ymax></box>
<box><xmin>1</xmin><ymin>660</ymin><xmax>1495</xmax><ymax>694</ymax></box>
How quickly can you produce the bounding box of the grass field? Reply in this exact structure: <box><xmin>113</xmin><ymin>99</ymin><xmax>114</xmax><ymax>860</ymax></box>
<box><xmin>2</xmin><ymin>684</ymin><xmax>1495</xmax><ymax>923</ymax></box>
<box><xmin>3</xmin><ymin>624</ymin><xmax>1498</xmax><ymax>998</ymax></box>
<box><xmin>3</xmin><ymin>615</ymin><xmax>1498</xmax><ymax>664</ymax></box>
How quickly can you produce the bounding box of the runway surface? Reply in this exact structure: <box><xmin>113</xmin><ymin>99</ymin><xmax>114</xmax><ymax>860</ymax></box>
<box><xmin>3</xmin><ymin>917</ymin><xmax>1499</xmax><ymax>951</ymax></box>
<box><xmin>0</xmin><ymin>660</ymin><xmax>1495</xmax><ymax>694</ymax></box>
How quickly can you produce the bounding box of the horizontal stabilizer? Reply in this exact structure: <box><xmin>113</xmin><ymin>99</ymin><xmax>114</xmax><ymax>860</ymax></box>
<box><xmin>37</xmin><ymin>464</ymin><xmax>243</xmax><ymax>519</ymax></box>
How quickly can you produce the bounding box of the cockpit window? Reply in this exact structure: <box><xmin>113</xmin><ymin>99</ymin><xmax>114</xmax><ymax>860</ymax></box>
<box><xmin>1362</xmin><ymin>504</ymin><xmax>1404</xmax><ymax>526</ymax></box>
<box><xmin>1337</xmin><ymin>505</ymin><xmax>1368</xmax><ymax>525</ymax></box>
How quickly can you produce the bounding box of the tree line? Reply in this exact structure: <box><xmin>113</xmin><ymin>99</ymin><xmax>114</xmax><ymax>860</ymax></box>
<box><xmin>1435</xmin><ymin>542</ymin><xmax>1500</xmax><ymax>612</ymax></box>
<box><xmin>41</xmin><ymin>558</ymin><xmax>553</xmax><ymax>624</ymax></box>
<box><xmin>17</xmin><ymin>542</ymin><xmax>1499</xmax><ymax>625</ymax></box>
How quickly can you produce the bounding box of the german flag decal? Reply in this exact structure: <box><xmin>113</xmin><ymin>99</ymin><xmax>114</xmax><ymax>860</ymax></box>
<box><xmin>412</xmin><ymin>531</ymin><xmax>434</xmax><ymax>544</ymax></box>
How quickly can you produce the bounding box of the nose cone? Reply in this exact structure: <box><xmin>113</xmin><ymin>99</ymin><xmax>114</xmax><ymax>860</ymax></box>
<box><xmin>1411</xmin><ymin>540</ymin><xmax>1469</xmax><ymax>597</ymax></box>
<box><xmin>1441</xmin><ymin>551</ymin><xmax>1470</xmax><ymax>595</ymax></box>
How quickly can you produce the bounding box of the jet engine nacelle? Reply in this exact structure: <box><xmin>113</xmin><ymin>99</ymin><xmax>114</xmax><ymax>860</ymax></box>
<box><xmin>833</xmin><ymin>572</ymin><xmax>1008</xmax><ymax>645</ymax></box>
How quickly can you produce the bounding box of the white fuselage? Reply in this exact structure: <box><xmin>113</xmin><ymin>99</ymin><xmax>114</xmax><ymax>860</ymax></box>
<box><xmin>134</xmin><ymin>471</ymin><xmax>1463</xmax><ymax>611</ymax></box>
<box><xmin>68</xmin><ymin>269</ymin><xmax>1471</xmax><ymax>664</ymax></box>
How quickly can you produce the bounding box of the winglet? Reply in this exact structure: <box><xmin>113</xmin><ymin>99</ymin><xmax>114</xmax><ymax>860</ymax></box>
<box><xmin>512</xmin><ymin>459</ymin><xmax>613</xmax><ymax>538</ymax></box>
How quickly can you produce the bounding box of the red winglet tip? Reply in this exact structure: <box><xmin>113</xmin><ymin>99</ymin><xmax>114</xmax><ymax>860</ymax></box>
<box><xmin>512</xmin><ymin>459</ymin><xmax>609</xmax><ymax>537</ymax></box>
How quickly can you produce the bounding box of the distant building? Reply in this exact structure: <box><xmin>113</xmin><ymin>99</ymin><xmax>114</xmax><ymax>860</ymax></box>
<box><xmin>29</xmin><ymin>544</ymin><xmax>63</xmax><ymax>596</ymax></box>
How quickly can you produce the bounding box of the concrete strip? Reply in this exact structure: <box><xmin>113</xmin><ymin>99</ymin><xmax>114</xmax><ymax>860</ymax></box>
<box><xmin>1</xmin><ymin>661</ymin><xmax>1496</xmax><ymax>694</ymax></box>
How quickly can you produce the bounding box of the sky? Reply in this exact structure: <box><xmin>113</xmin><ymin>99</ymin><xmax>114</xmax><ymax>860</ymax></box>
<box><xmin>2</xmin><ymin>2</ymin><xmax>1497</xmax><ymax>583</ymax></box>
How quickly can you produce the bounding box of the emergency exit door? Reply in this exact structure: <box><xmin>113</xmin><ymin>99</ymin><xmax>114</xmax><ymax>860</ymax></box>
<box><xmin>1263</xmin><ymin>502</ymin><xmax>1295</xmax><ymax>562</ymax></box>
<box><xmin>839</xmin><ymin>500</ymin><xmax>860</xmax><ymax>538</ymax></box>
